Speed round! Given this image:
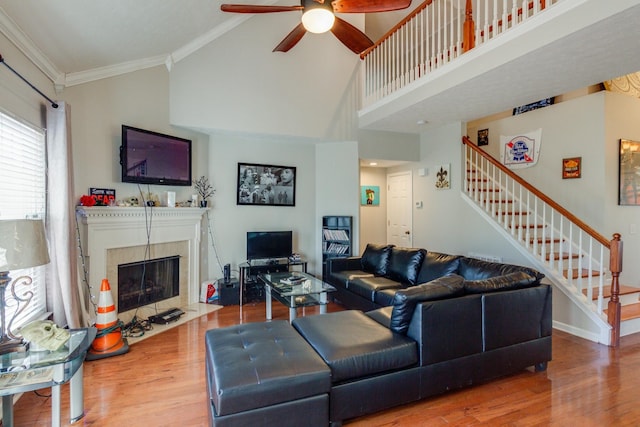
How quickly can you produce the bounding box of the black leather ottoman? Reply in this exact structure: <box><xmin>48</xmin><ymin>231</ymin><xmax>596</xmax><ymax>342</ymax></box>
<box><xmin>205</xmin><ymin>320</ymin><xmax>331</xmax><ymax>427</ymax></box>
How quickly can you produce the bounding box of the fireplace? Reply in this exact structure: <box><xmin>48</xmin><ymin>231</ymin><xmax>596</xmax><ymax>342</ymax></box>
<box><xmin>118</xmin><ymin>256</ymin><xmax>180</xmax><ymax>312</ymax></box>
<box><xmin>76</xmin><ymin>206</ymin><xmax>207</xmax><ymax>325</ymax></box>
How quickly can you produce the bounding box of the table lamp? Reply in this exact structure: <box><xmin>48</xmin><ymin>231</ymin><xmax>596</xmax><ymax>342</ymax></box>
<box><xmin>0</xmin><ymin>219</ymin><xmax>50</xmax><ymax>354</ymax></box>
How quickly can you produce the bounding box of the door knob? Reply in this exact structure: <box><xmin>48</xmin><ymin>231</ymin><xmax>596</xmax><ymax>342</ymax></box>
<box><xmin>405</xmin><ymin>230</ymin><xmax>410</xmax><ymax>235</ymax></box>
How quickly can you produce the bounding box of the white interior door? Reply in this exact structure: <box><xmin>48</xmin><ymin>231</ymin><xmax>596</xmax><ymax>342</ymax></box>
<box><xmin>387</xmin><ymin>171</ymin><xmax>413</xmax><ymax>247</ymax></box>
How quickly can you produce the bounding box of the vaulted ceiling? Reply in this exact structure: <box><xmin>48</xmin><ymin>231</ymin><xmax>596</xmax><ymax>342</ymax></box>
<box><xmin>0</xmin><ymin>0</ymin><xmax>410</xmax><ymax>86</ymax></box>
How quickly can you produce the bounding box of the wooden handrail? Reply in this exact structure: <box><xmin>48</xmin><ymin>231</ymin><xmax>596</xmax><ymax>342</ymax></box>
<box><xmin>361</xmin><ymin>0</ymin><xmax>545</xmax><ymax>60</ymax></box>
<box><xmin>361</xmin><ymin>0</ymin><xmax>434</xmax><ymax>59</ymax></box>
<box><xmin>464</xmin><ymin>135</ymin><xmax>624</xmax><ymax>347</ymax></box>
<box><xmin>463</xmin><ymin>136</ymin><xmax>610</xmax><ymax>247</ymax></box>
<box><xmin>479</xmin><ymin>0</ymin><xmax>547</xmax><ymax>39</ymax></box>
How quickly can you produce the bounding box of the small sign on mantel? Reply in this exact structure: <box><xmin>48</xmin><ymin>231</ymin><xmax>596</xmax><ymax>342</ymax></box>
<box><xmin>89</xmin><ymin>188</ymin><xmax>116</xmax><ymax>206</ymax></box>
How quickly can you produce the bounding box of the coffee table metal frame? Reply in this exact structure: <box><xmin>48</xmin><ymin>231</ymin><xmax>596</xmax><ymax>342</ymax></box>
<box><xmin>258</xmin><ymin>272</ymin><xmax>336</xmax><ymax>322</ymax></box>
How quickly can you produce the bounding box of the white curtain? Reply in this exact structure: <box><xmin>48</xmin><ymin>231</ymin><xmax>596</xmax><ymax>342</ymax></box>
<box><xmin>46</xmin><ymin>102</ymin><xmax>91</xmax><ymax>328</ymax></box>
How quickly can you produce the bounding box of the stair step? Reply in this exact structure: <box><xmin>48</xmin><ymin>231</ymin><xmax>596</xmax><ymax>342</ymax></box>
<box><xmin>583</xmin><ymin>284</ymin><xmax>640</xmax><ymax>300</ymax></box>
<box><xmin>497</xmin><ymin>211</ymin><xmax>529</xmax><ymax>216</ymax></box>
<box><xmin>530</xmin><ymin>237</ymin><xmax>562</xmax><ymax>244</ymax></box>
<box><xmin>546</xmin><ymin>252</ymin><xmax>581</xmax><ymax>261</ymax></box>
<box><xmin>509</xmin><ymin>224</ymin><xmax>545</xmax><ymax>229</ymax></box>
<box><xmin>484</xmin><ymin>199</ymin><xmax>514</xmax><ymax>204</ymax></box>
<box><xmin>605</xmin><ymin>302</ymin><xmax>640</xmax><ymax>322</ymax></box>
<box><xmin>563</xmin><ymin>269</ymin><xmax>602</xmax><ymax>279</ymax></box>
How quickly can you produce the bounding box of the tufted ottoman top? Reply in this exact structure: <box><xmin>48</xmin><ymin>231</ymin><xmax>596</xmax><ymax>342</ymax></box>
<box><xmin>292</xmin><ymin>310</ymin><xmax>418</xmax><ymax>383</ymax></box>
<box><xmin>205</xmin><ymin>320</ymin><xmax>331</xmax><ymax>416</ymax></box>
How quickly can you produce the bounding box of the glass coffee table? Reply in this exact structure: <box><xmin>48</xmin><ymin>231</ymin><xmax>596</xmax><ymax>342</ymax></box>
<box><xmin>0</xmin><ymin>327</ymin><xmax>96</xmax><ymax>427</ymax></box>
<box><xmin>258</xmin><ymin>272</ymin><xmax>336</xmax><ymax>322</ymax></box>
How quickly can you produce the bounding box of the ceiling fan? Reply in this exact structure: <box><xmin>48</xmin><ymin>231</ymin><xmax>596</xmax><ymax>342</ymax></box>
<box><xmin>221</xmin><ymin>0</ymin><xmax>412</xmax><ymax>54</ymax></box>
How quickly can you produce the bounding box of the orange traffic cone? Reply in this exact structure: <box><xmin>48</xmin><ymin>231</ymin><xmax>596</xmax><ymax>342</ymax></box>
<box><xmin>86</xmin><ymin>278</ymin><xmax>129</xmax><ymax>360</ymax></box>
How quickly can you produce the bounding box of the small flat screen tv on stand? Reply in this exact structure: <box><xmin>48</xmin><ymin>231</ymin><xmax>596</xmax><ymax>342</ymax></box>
<box><xmin>246</xmin><ymin>231</ymin><xmax>292</xmax><ymax>264</ymax></box>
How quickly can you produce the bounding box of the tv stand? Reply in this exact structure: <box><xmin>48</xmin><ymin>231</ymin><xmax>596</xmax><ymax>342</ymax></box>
<box><xmin>239</xmin><ymin>260</ymin><xmax>308</xmax><ymax>306</ymax></box>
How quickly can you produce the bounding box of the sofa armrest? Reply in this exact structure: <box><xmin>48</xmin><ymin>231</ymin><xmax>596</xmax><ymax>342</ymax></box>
<box><xmin>406</xmin><ymin>294</ymin><xmax>483</xmax><ymax>365</ymax></box>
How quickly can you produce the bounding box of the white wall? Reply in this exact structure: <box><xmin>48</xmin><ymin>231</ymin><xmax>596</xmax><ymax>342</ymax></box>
<box><xmin>359</xmin><ymin>167</ymin><xmax>387</xmax><ymax>253</ymax></box>
<box><xmin>61</xmin><ymin>67</ymin><xmax>210</xmax><ymax>205</ymax></box>
<box><xmin>206</xmin><ymin>132</ymin><xmax>319</xmax><ymax>278</ymax></box>
<box><xmin>316</xmin><ymin>141</ymin><xmax>360</xmax><ymax>264</ymax></box>
<box><xmin>169</xmin><ymin>13</ymin><xmax>363</xmax><ymax>141</ymax></box>
<box><xmin>467</xmin><ymin>91</ymin><xmax>640</xmax><ymax>286</ymax></box>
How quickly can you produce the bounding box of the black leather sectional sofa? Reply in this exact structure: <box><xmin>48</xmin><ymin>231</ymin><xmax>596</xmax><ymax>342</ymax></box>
<box><xmin>205</xmin><ymin>244</ymin><xmax>552</xmax><ymax>426</ymax></box>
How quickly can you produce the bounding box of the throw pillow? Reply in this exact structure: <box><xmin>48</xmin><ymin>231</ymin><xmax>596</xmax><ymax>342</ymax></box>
<box><xmin>463</xmin><ymin>271</ymin><xmax>538</xmax><ymax>294</ymax></box>
<box><xmin>386</xmin><ymin>247</ymin><xmax>427</xmax><ymax>285</ymax></box>
<box><xmin>390</xmin><ymin>274</ymin><xmax>465</xmax><ymax>335</ymax></box>
<box><xmin>360</xmin><ymin>243</ymin><xmax>394</xmax><ymax>276</ymax></box>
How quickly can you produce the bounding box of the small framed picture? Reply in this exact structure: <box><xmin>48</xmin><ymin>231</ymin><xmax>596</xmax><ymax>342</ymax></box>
<box><xmin>478</xmin><ymin>129</ymin><xmax>489</xmax><ymax>146</ymax></box>
<box><xmin>562</xmin><ymin>157</ymin><xmax>581</xmax><ymax>179</ymax></box>
<box><xmin>361</xmin><ymin>186</ymin><xmax>380</xmax><ymax>206</ymax></box>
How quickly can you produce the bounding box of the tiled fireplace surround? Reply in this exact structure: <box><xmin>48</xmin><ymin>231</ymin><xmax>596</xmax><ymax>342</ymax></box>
<box><xmin>76</xmin><ymin>207</ymin><xmax>207</xmax><ymax>324</ymax></box>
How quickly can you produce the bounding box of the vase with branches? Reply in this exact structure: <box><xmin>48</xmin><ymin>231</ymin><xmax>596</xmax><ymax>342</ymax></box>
<box><xmin>194</xmin><ymin>176</ymin><xmax>215</xmax><ymax>207</ymax></box>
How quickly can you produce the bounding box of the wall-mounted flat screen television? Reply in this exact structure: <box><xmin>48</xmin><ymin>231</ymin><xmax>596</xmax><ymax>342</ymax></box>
<box><xmin>246</xmin><ymin>231</ymin><xmax>293</xmax><ymax>261</ymax></box>
<box><xmin>120</xmin><ymin>125</ymin><xmax>192</xmax><ymax>186</ymax></box>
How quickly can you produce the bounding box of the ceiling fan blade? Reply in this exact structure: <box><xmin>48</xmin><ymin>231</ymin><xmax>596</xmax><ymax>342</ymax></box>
<box><xmin>273</xmin><ymin>23</ymin><xmax>308</xmax><ymax>52</ymax></box>
<box><xmin>331</xmin><ymin>0</ymin><xmax>411</xmax><ymax>13</ymax></box>
<box><xmin>330</xmin><ymin>17</ymin><xmax>373</xmax><ymax>54</ymax></box>
<box><xmin>221</xmin><ymin>4</ymin><xmax>303</xmax><ymax>13</ymax></box>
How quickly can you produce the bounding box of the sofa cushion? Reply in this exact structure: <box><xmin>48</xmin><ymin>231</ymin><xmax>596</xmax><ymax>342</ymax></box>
<box><xmin>416</xmin><ymin>251</ymin><xmax>461</xmax><ymax>284</ymax></box>
<box><xmin>386</xmin><ymin>247</ymin><xmax>427</xmax><ymax>286</ymax></box>
<box><xmin>463</xmin><ymin>271</ymin><xmax>538</xmax><ymax>294</ymax></box>
<box><xmin>360</xmin><ymin>243</ymin><xmax>394</xmax><ymax>275</ymax></box>
<box><xmin>366</xmin><ymin>306</ymin><xmax>393</xmax><ymax>328</ymax></box>
<box><xmin>457</xmin><ymin>257</ymin><xmax>545</xmax><ymax>281</ymax></box>
<box><xmin>347</xmin><ymin>276</ymin><xmax>404</xmax><ymax>302</ymax></box>
<box><xmin>330</xmin><ymin>270</ymin><xmax>375</xmax><ymax>288</ymax></box>
<box><xmin>390</xmin><ymin>275</ymin><xmax>465</xmax><ymax>335</ymax></box>
<box><xmin>373</xmin><ymin>288</ymin><xmax>397</xmax><ymax>306</ymax></box>
<box><xmin>292</xmin><ymin>311</ymin><xmax>418</xmax><ymax>383</ymax></box>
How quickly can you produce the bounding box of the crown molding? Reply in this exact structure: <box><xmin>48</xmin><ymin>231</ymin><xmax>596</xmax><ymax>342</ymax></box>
<box><xmin>0</xmin><ymin>1</ymin><xmax>270</xmax><ymax>88</ymax></box>
<box><xmin>172</xmin><ymin>14</ymin><xmax>253</xmax><ymax>64</ymax></box>
<box><xmin>64</xmin><ymin>55</ymin><xmax>167</xmax><ymax>87</ymax></box>
<box><xmin>0</xmin><ymin>6</ymin><xmax>64</xmax><ymax>85</ymax></box>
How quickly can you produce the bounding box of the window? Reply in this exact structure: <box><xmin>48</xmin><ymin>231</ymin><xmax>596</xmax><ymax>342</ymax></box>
<box><xmin>0</xmin><ymin>109</ymin><xmax>47</xmax><ymax>331</ymax></box>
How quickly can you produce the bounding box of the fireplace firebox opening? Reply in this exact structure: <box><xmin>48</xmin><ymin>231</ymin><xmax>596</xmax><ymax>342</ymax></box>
<box><xmin>117</xmin><ymin>256</ymin><xmax>180</xmax><ymax>312</ymax></box>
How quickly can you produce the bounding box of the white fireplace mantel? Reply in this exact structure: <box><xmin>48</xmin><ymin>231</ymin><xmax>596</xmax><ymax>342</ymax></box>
<box><xmin>76</xmin><ymin>206</ymin><xmax>208</xmax><ymax>308</ymax></box>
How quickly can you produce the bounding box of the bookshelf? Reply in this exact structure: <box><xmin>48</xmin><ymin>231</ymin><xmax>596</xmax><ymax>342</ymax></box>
<box><xmin>322</xmin><ymin>216</ymin><xmax>353</xmax><ymax>278</ymax></box>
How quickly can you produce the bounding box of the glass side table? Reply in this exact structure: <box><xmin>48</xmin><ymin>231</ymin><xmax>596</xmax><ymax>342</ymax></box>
<box><xmin>0</xmin><ymin>327</ymin><xmax>96</xmax><ymax>427</ymax></box>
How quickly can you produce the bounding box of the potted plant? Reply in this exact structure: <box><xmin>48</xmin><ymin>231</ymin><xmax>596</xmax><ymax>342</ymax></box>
<box><xmin>194</xmin><ymin>176</ymin><xmax>215</xmax><ymax>207</ymax></box>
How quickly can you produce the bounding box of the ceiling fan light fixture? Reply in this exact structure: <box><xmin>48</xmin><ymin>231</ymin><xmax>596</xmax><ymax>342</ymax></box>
<box><xmin>301</xmin><ymin>1</ymin><xmax>335</xmax><ymax>34</ymax></box>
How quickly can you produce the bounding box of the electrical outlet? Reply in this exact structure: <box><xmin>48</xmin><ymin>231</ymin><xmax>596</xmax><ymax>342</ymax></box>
<box><xmin>630</xmin><ymin>224</ymin><xmax>637</xmax><ymax>235</ymax></box>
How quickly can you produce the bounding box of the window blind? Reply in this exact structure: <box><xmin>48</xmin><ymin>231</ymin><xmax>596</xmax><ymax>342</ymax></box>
<box><xmin>0</xmin><ymin>110</ymin><xmax>47</xmax><ymax>332</ymax></box>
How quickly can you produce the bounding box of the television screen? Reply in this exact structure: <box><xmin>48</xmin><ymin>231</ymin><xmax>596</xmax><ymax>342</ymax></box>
<box><xmin>120</xmin><ymin>125</ymin><xmax>192</xmax><ymax>186</ymax></box>
<box><xmin>246</xmin><ymin>231</ymin><xmax>293</xmax><ymax>261</ymax></box>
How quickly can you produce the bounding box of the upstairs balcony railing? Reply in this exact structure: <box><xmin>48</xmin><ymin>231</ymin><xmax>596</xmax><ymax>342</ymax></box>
<box><xmin>361</xmin><ymin>0</ymin><xmax>556</xmax><ymax>107</ymax></box>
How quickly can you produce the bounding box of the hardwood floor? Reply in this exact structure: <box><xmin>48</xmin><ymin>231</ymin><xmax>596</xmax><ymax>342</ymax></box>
<box><xmin>10</xmin><ymin>301</ymin><xmax>640</xmax><ymax>426</ymax></box>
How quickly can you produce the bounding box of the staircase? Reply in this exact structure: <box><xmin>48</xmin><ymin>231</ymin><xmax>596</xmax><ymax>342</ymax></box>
<box><xmin>462</xmin><ymin>136</ymin><xmax>635</xmax><ymax>346</ymax></box>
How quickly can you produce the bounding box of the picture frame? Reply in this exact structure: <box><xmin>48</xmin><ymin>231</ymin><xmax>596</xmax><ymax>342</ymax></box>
<box><xmin>435</xmin><ymin>164</ymin><xmax>451</xmax><ymax>190</ymax></box>
<box><xmin>237</xmin><ymin>162</ymin><xmax>296</xmax><ymax>206</ymax></box>
<box><xmin>618</xmin><ymin>139</ymin><xmax>640</xmax><ymax>206</ymax></box>
<box><xmin>562</xmin><ymin>157</ymin><xmax>581</xmax><ymax>179</ymax></box>
<box><xmin>478</xmin><ymin>128</ymin><xmax>489</xmax><ymax>146</ymax></box>
<box><xmin>360</xmin><ymin>186</ymin><xmax>380</xmax><ymax>206</ymax></box>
